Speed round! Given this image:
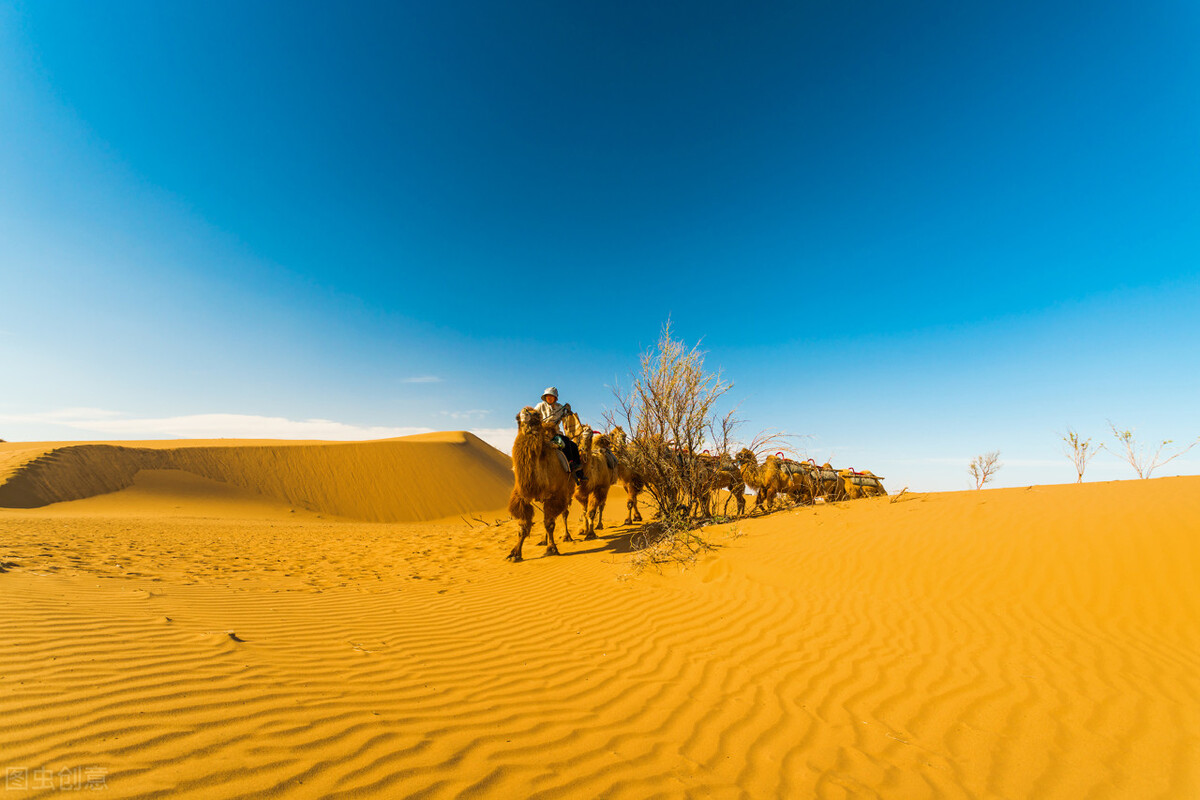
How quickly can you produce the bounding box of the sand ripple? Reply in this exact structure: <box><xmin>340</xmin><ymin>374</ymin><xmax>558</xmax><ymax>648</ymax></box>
<box><xmin>1</xmin><ymin>477</ymin><xmax>1198</xmax><ymax>797</ymax></box>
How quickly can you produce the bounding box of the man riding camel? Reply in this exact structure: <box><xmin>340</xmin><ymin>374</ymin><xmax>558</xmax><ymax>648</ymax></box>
<box><xmin>535</xmin><ymin>386</ymin><xmax>587</xmax><ymax>486</ymax></box>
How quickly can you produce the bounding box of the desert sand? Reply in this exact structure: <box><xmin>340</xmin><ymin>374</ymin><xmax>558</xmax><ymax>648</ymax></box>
<box><xmin>1</xmin><ymin>434</ymin><xmax>1198</xmax><ymax>798</ymax></box>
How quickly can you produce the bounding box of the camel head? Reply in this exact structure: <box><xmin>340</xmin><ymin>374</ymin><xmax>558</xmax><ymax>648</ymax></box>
<box><xmin>516</xmin><ymin>407</ymin><xmax>557</xmax><ymax>437</ymax></box>
<box><xmin>735</xmin><ymin>448</ymin><xmax>757</xmax><ymax>466</ymax></box>
<box><xmin>609</xmin><ymin>426</ymin><xmax>627</xmax><ymax>449</ymax></box>
<box><xmin>562</xmin><ymin>411</ymin><xmax>584</xmax><ymax>441</ymax></box>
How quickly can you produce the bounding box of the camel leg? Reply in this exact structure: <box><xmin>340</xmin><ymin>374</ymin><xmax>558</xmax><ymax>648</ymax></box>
<box><xmin>561</xmin><ymin>503</ymin><xmax>574</xmax><ymax>543</ymax></box>
<box><xmin>630</xmin><ymin>489</ymin><xmax>643</xmax><ymax>522</ymax></box>
<box><xmin>507</xmin><ymin>495</ymin><xmax>533</xmax><ymax>562</ymax></box>
<box><xmin>540</xmin><ymin>504</ymin><xmax>571</xmax><ymax>545</ymax></box>
<box><xmin>595</xmin><ymin>492</ymin><xmax>607</xmax><ymax>532</ymax></box>
<box><xmin>542</xmin><ymin>498</ymin><xmax>565</xmax><ymax>557</ymax></box>
<box><xmin>584</xmin><ymin>493</ymin><xmax>599</xmax><ymax>540</ymax></box>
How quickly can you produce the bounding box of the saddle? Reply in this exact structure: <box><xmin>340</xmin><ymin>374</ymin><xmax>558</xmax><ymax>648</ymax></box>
<box><xmin>550</xmin><ymin>434</ymin><xmax>578</xmax><ymax>473</ymax></box>
<box><xmin>779</xmin><ymin>460</ymin><xmax>808</xmax><ymax>477</ymax></box>
<box><xmin>845</xmin><ymin>472</ymin><xmax>885</xmax><ymax>487</ymax></box>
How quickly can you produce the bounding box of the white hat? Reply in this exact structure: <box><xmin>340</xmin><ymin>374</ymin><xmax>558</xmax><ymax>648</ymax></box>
<box><xmin>542</xmin><ymin>386</ymin><xmax>559</xmax><ymax>399</ymax></box>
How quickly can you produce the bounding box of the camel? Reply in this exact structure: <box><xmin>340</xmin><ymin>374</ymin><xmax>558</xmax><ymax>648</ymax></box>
<box><xmin>810</xmin><ymin>461</ymin><xmax>841</xmax><ymax>501</ymax></box>
<box><xmin>777</xmin><ymin>454</ymin><xmax>818</xmax><ymax>505</ymax></box>
<box><xmin>573</xmin><ymin>428</ymin><xmax>618</xmax><ymax>539</ymax></box>
<box><xmin>608</xmin><ymin>426</ymin><xmax>646</xmax><ymax>525</ymax></box>
<box><xmin>805</xmin><ymin>461</ymin><xmax>848</xmax><ymax>501</ymax></box>
<box><xmin>507</xmin><ymin>407</ymin><xmax>574</xmax><ymax>562</ymax></box>
<box><xmin>697</xmin><ymin>451</ymin><xmax>746</xmax><ymax>517</ymax></box>
<box><xmin>536</xmin><ymin>412</ymin><xmax>619</xmax><ymax>542</ymax></box>
<box><xmin>735</xmin><ymin>448</ymin><xmax>789</xmax><ymax>514</ymax></box>
<box><xmin>839</xmin><ymin>468</ymin><xmax>887</xmax><ymax>499</ymax></box>
<box><xmin>561</xmin><ymin>410</ymin><xmax>585</xmax><ymax>442</ymax></box>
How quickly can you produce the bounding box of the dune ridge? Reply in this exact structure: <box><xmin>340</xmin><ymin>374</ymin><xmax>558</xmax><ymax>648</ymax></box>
<box><xmin>1</xmin><ymin>476</ymin><xmax>1197</xmax><ymax>797</ymax></box>
<box><xmin>0</xmin><ymin>432</ymin><xmax>511</xmax><ymax>522</ymax></box>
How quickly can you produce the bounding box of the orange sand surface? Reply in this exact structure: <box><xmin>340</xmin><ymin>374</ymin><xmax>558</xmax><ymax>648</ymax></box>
<box><xmin>1</xmin><ymin>439</ymin><xmax>1198</xmax><ymax>798</ymax></box>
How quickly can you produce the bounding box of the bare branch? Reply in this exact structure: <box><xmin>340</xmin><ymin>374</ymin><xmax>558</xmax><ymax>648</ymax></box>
<box><xmin>968</xmin><ymin>451</ymin><xmax>1002</xmax><ymax>490</ymax></box>
<box><xmin>1107</xmin><ymin>422</ymin><xmax>1200</xmax><ymax>479</ymax></box>
<box><xmin>1061</xmin><ymin>428</ymin><xmax>1099</xmax><ymax>483</ymax></box>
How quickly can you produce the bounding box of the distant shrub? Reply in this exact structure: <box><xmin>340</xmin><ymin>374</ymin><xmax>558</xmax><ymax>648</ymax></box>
<box><xmin>1107</xmin><ymin>422</ymin><xmax>1199</xmax><ymax>479</ymax></box>
<box><xmin>969</xmin><ymin>451</ymin><xmax>1001</xmax><ymax>490</ymax></box>
<box><xmin>1061</xmin><ymin>428</ymin><xmax>1099</xmax><ymax>483</ymax></box>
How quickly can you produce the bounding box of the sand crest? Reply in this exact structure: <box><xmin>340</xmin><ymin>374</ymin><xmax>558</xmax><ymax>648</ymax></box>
<box><xmin>0</xmin><ymin>432</ymin><xmax>511</xmax><ymax>522</ymax></box>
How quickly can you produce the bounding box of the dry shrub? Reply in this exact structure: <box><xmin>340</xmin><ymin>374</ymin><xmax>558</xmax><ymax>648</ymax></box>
<box><xmin>606</xmin><ymin>322</ymin><xmax>788</xmax><ymax>567</ymax></box>
<box><xmin>605</xmin><ymin>322</ymin><xmax>733</xmax><ymax>534</ymax></box>
<box><xmin>1062</xmin><ymin>428</ymin><xmax>1099</xmax><ymax>483</ymax></box>
<box><xmin>969</xmin><ymin>451</ymin><xmax>1002</xmax><ymax>489</ymax></box>
<box><xmin>604</xmin><ymin>321</ymin><xmax>800</xmax><ymax>569</ymax></box>
<box><xmin>1107</xmin><ymin>422</ymin><xmax>1199</xmax><ymax>479</ymax></box>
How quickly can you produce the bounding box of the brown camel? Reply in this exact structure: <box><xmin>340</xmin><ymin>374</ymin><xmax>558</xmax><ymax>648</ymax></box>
<box><xmin>697</xmin><ymin>451</ymin><xmax>746</xmax><ymax>517</ymax></box>
<box><xmin>814</xmin><ymin>461</ymin><xmax>847</xmax><ymax>501</ymax></box>
<box><xmin>573</xmin><ymin>428</ymin><xmax>618</xmax><ymax>539</ymax></box>
<box><xmin>608</xmin><ymin>426</ymin><xmax>646</xmax><ymax>525</ymax></box>
<box><xmin>507</xmin><ymin>407</ymin><xmax>574</xmax><ymax>562</ymax></box>
<box><xmin>839</xmin><ymin>468</ymin><xmax>887</xmax><ymax>499</ymax></box>
<box><xmin>561</xmin><ymin>410</ymin><xmax>585</xmax><ymax>442</ymax></box>
<box><xmin>735</xmin><ymin>448</ymin><xmax>789</xmax><ymax>514</ymax></box>
<box><xmin>778</xmin><ymin>455</ymin><xmax>818</xmax><ymax>505</ymax></box>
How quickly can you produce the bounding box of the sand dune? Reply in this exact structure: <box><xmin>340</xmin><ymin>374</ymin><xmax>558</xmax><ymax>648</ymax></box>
<box><xmin>0</xmin><ymin>432</ymin><xmax>511</xmax><ymax>522</ymax></box>
<box><xmin>1</xmin><ymin>456</ymin><xmax>1197</xmax><ymax>798</ymax></box>
<box><xmin>34</xmin><ymin>469</ymin><xmax>336</xmax><ymax>520</ymax></box>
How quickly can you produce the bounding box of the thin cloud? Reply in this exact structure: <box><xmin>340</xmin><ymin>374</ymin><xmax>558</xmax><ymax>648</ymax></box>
<box><xmin>402</xmin><ymin>376</ymin><xmax>443</xmax><ymax>384</ymax></box>
<box><xmin>440</xmin><ymin>409</ymin><xmax>490</xmax><ymax>421</ymax></box>
<box><xmin>0</xmin><ymin>410</ymin><xmax>431</xmax><ymax>440</ymax></box>
<box><xmin>0</xmin><ymin>409</ymin><xmax>518</xmax><ymax>454</ymax></box>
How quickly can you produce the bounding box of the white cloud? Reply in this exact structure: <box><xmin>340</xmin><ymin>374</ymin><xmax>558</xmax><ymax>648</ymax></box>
<box><xmin>440</xmin><ymin>409</ymin><xmax>490</xmax><ymax>421</ymax></box>
<box><xmin>402</xmin><ymin>375</ymin><xmax>443</xmax><ymax>384</ymax></box>
<box><xmin>0</xmin><ymin>408</ymin><xmax>517</xmax><ymax>453</ymax></box>
<box><xmin>34</xmin><ymin>407</ymin><xmax>125</xmax><ymax>421</ymax></box>
<box><xmin>0</xmin><ymin>410</ymin><xmax>430</xmax><ymax>440</ymax></box>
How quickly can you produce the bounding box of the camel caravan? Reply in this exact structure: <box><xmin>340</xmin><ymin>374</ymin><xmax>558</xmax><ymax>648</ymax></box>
<box><xmin>506</xmin><ymin>387</ymin><xmax>886</xmax><ymax>561</ymax></box>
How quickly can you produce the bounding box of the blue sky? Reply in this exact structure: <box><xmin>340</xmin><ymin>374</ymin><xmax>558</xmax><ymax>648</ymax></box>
<box><xmin>2</xmin><ymin>0</ymin><xmax>1198</xmax><ymax>490</ymax></box>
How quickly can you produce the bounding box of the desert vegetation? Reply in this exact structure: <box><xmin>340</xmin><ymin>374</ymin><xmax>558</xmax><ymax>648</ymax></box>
<box><xmin>1107</xmin><ymin>422</ymin><xmax>1199</xmax><ymax>480</ymax></box>
<box><xmin>969</xmin><ymin>451</ymin><xmax>1002</xmax><ymax>489</ymax></box>
<box><xmin>1062</xmin><ymin>428</ymin><xmax>1099</xmax><ymax>483</ymax></box>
